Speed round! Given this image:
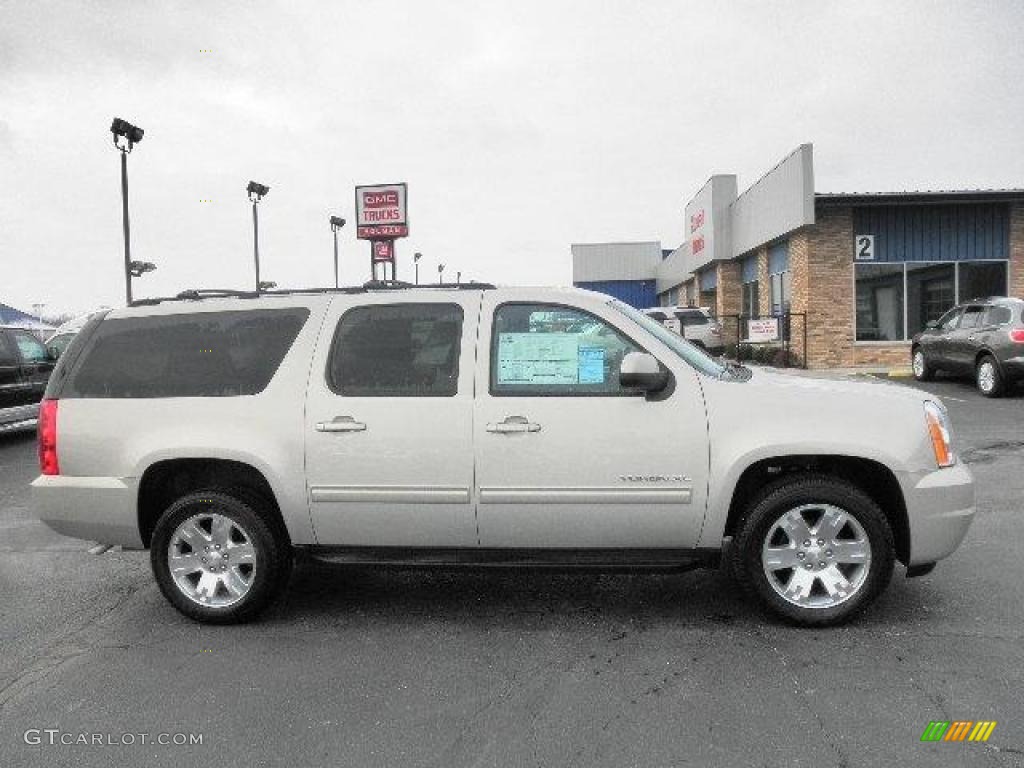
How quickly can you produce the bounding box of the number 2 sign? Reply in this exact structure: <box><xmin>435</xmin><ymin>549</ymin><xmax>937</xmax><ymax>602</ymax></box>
<box><xmin>855</xmin><ymin>234</ymin><xmax>875</xmax><ymax>261</ymax></box>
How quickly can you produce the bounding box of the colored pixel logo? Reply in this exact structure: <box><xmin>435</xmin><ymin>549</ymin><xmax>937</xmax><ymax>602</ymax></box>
<box><xmin>921</xmin><ymin>721</ymin><xmax>997</xmax><ymax>742</ymax></box>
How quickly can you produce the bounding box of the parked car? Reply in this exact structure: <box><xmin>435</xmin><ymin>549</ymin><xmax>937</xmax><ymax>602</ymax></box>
<box><xmin>642</xmin><ymin>306</ymin><xmax>724</xmax><ymax>354</ymax></box>
<box><xmin>911</xmin><ymin>297</ymin><xmax>1024</xmax><ymax>397</ymax></box>
<box><xmin>33</xmin><ymin>285</ymin><xmax>974</xmax><ymax>626</ymax></box>
<box><xmin>44</xmin><ymin>308</ymin><xmax>111</xmax><ymax>359</ymax></box>
<box><xmin>0</xmin><ymin>325</ymin><xmax>57</xmax><ymax>430</ymax></box>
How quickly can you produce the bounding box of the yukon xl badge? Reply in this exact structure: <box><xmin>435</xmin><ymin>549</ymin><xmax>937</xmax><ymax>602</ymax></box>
<box><xmin>619</xmin><ymin>474</ymin><xmax>689</xmax><ymax>483</ymax></box>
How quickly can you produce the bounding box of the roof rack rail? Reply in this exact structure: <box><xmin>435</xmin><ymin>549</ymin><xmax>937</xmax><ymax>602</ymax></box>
<box><xmin>127</xmin><ymin>281</ymin><xmax>497</xmax><ymax>307</ymax></box>
<box><xmin>176</xmin><ymin>288</ymin><xmax>260</xmax><ymax>300</ymax></box>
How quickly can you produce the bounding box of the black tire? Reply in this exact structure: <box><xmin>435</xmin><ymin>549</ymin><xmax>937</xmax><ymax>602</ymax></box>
<box><xmin>150</xmin><ymin>490</ymin><xmax>291</xmax><ymax>624</ymax></box>
<box><xmin>731</xmin><ymin>474</ymin><xmax>895</xmax><ymax>627</ymax></box>
<box><xmin>911</xmin><ymin>346</ymin><xmax>934</xmax><ymax>381</ymax></box>
<box><xmin>976</xmin><ymin>354</ymin><xmax>1004</xmax><ymax>398</ymax></box>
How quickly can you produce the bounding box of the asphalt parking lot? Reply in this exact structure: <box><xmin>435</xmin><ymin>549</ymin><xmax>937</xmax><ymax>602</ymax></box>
<box><xmin>1</xmin><ymin>375</ymin><xmax>1022</xmax><ymax>768</ymax></box>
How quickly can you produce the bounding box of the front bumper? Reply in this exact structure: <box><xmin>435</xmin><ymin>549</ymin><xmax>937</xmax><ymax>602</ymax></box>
<box><xmin>902</xmin><ymin>461</ymin><xmax>975</xmax><ymax>566</ymax></box>
<box><xmin>31</xmin><ymin>474</ymin><xmax>144</xmax><ymax>548</ymax></box>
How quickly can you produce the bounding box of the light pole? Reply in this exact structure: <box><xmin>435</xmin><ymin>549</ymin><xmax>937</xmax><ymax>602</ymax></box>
<box><xmin>414</xmin><ymin>252</ymin><xmax>422</xmax><ymax>285</ymax></box>
<box><xmin>247</xmin><ymin>181</ymin><xmax>270</xmax><ymax>292</ymax></box>
<box><xmin>456</xmin><ymin>271</ymin><xmax>461</xmax><ymax>285</ymax></box>
<box><xmin>110</xmin><ymin>117</ymin><xmax>144</xmax><ymax>304</ymax></box>
<box><xmin>438</xmin><ymin>263</ymin><xmax>445</xmax><ymax>284</ymax></box>
<box><xmin>330</xmin><ymin>216</ymin><xmax>346</xmax><ymax>288</ymax></box>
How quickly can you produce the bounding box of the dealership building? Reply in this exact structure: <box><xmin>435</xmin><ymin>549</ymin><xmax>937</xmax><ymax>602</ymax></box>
<box><xmin>572</xmin><ymin>144</ymin><xmax>1024</xmax><ymax>368</ymax></box>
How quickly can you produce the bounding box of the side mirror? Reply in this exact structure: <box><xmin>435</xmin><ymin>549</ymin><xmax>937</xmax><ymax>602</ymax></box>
<box><xmin>47</xmin><ymin>345</ymin><xmax>60</xmax><ymax>360</ymax></box>
<box><xmin>620</xmin><ymin>352</ymin><xmax>669</xmax><ymax>393</ymax></box>
<box><xmin>925</xmin><ymin>321</ymin><xmax>940</xmax><ymax>331</ymax></box>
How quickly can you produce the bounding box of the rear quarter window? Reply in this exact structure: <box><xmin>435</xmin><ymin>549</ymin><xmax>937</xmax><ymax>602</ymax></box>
<box><xmin>64</xmin><ymin>308</ymin><xmax>309</xmax><ymax>398</ymax></box>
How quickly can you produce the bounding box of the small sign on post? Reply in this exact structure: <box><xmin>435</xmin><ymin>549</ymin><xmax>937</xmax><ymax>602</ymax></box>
<box><xmin>372</xmin><ymin>240</ymin><xmax>394</xmax><ymax>262</ymax></box>
<box><xmin>747</xmin><ymin>317</ymin><xmax>780</xmax><ymax>343</ymax></box>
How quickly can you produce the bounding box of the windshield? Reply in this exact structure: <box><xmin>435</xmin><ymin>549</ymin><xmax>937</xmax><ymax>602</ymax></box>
<box><xmin>609</xmin><ymin>299</ymin><xmax>728</xmax><ymax>377</ymax></box>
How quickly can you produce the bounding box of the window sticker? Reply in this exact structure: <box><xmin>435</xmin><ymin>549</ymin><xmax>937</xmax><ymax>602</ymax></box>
<box><xmin>497</xmin><ymin>333</ymin><xmax>579</xmax><ymax>385</ymax></box>
<box><xmin>577</xmin><ymin>346</ymin><xmax>605</xmax><ymax>384</ymax></box>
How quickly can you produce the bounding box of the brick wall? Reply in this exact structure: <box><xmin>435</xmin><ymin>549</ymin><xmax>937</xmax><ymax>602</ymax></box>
<box><xmin>804</xmin><ymin>207</ymin><xmax>857</xmax><ymax>368</ymax></box>
<box><xmin>1011</xmin><ymin>203</ymin><xmax>1024</xmax><ymax>299</ymax></box>
<box><xmin>788</xmin><ymin>232</ymin><xmax>810</xmax><ymax>364</ymax></box>
<box><xmin>715</xmin><ymin>260</ymin><xmax>742</xmax><ymax>319</ymax></box>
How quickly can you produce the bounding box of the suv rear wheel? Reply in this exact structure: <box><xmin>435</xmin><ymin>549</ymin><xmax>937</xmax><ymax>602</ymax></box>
<box><xmin>976</xmin><ymin>354</ymin><xmax>1004</xmax><ymax>398</ymax></box>
<box><xmin>150</xmin><ymin>490</ymin><xmax>291</xmax><ymax>623</ymax></box>
<box><xmin>732</xmin><ymin>474</ymin><xmax>895</xmax><ymax>627</ymax></box>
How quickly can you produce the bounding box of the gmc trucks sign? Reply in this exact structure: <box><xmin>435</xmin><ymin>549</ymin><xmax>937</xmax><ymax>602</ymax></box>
<box><xmin>355</xmin><ymin>183</ymin><xmax>409</xmax><ymax>239</ymax></box>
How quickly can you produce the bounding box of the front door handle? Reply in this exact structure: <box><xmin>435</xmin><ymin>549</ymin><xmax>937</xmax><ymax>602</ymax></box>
<box><xmin>486</xmin><ymin>415</ymin><xmax>541</xmax><ymax>434</ymax></box>
<box><xmin>316</xmin><ymin>416</ymin><xmax>367</xmax><ymax>433</ymax></box>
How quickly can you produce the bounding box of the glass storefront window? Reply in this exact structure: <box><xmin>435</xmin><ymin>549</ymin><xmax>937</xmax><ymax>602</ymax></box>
<box><xmin>856</xmin><ymin>261</ymin><xmax>1008</xmax><ymax>342</ymax></box>
<box><xmin>856</xmin><ymin>263</ymin><xmax>904</xmax><ymax>341</ymax></box>
<box><xmin>906</xmin><ymin>263</ymin><xmax>954</xmax><ymax>337</ymax></box>
<box><xmin>959</xmin><ymin>262</ymin><xmax>1008</xmax><ymax>303</ymax></box>
<box><xmin>741</xmin><ymin>281</ymin><xmax>759</xmax><ymax>317</ymax></box>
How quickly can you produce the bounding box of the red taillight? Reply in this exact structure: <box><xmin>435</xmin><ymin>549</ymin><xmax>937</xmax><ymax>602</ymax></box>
<box><xmin>1009</xmin><ymin>328</ymin><xmax>1024</xmax><ymax>343</ymax></box>
<box><xmin>37</xmin><ymin>399</ymin><xmax>59</xmax><ymax>476</ymax></box>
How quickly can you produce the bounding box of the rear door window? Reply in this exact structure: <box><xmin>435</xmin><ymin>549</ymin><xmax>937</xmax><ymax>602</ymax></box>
<box><xmin>65</xmin><ymin>309</ymin><xmax>309</xmax><ymax>398</ymax></box>
<box><xmin>327</xmin><ymin>303</ymin><xmax>463</xmax><ymax>397</ymax></box>
<box><xmin>959</xmin><ymin>306</ymin><xmax>985</xmax><ymax>330</ymax></box>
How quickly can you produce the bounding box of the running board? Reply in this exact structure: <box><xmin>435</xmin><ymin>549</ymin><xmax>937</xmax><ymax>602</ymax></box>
<box><xmin>298</xmin><ymin>546</ymin><xmax>718</xmax><ymax>572</ymax></box>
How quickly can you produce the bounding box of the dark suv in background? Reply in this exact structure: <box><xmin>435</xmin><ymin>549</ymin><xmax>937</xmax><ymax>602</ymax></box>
<box><xmin>0</xmin><ymin>326</ymin><xmax>57</xmax><ymax>430</ymax></box>
<box><xmin>911</xmin><ymin>297</ymin><xmax>1024</xmax><ymax>397</ymax></box>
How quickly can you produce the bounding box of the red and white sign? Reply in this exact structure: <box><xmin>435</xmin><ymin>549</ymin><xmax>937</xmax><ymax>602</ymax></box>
<box><xmin>371</xmin><ymin>240</ymin><xmax>394</xmax><ymax>263</ymax></box>
<box><xmin>747</xmin><ymin>317</ymin><xmax>780</xmax><ymax>343</ymax></box>
<box><xmin>356</xmin><ymin>183</ymin><xmax>408</xmax><ymax>239</ymax></box>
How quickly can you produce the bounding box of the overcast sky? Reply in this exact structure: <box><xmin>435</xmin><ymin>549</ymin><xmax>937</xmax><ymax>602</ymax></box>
<box><xmin>2</xmin><ymin>0</ymin><xmax>1023</xmax><ymax>316</ymax></box>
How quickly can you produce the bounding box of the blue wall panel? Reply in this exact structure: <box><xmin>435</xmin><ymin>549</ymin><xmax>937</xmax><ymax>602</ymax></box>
<box><xmin>853</xmin><ymin>204</ymin><xmax>1009</xmax><ymax>262</ymax></box>
<box><xmin>574</xmin><ymin>280</ymin><xmax>656</xmax><ymax>308</ymax></box>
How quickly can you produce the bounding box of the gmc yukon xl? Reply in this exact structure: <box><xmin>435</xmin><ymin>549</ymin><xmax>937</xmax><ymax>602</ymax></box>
<box><xmin>32</xmin><ymin>283</ymin><xmax>975</xmax><ymax>625</ymax></box>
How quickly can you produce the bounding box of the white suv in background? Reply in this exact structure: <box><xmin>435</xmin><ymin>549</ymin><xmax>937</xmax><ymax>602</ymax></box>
<box><xmin>642</xmin><ymin>306</ymin><xmax>724</xmax><ymax>354</ymax></box>
<box><xmin>33</xmin><ymin>283</ymin><xmax>974</xmax><ymax>626</ymax></box>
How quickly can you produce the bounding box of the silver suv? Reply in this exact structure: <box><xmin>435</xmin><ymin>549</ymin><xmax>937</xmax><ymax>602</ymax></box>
<box><xmin>33</xmin><ymin>284</ymin><xmax>974</xmax><ymax>626</ymax></box>
<box><xmin>642</xmin><ymin>306</ymin><xmax>724</xmax><ymax>354</ymax></box>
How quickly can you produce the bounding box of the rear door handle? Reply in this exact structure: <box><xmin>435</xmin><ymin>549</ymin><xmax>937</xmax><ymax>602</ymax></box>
<box><xmin>316</xmin><ymin>416</ymin><xmax>367</xmax><ymax>433</ymax></box>
<box><xmin>486</xmin><ymin>415</ymin><xmax>541</xmax><ymax>434</ymax></box>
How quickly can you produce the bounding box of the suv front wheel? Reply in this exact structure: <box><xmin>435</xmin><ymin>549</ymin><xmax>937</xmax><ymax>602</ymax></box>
<box><xmin>732</xmin><ymin>474</ymin><xmax>895</xmax><ymax>626</ymax></box>
<box><xmin>911</xmin><ymin>346</ymin><xmax>934</xmax><ymax>381</ymax></box>
<box><xmin>150</xmin><ymin>490</ymin><xmax>291</xmax><ymax>623</ymax></box>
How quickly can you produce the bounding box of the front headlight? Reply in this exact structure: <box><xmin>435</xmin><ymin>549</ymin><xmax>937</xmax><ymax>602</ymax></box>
<box><xmin>923</xmin><ymin>400</ymin><xmax>955</xmax><ymax>468</ymax></box>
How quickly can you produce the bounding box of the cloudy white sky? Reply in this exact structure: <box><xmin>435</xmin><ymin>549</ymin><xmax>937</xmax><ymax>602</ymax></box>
<box><xmin>2</xmin><ymin>0</ymin><xmax>1023</xmax><ymax>316</ymax></box>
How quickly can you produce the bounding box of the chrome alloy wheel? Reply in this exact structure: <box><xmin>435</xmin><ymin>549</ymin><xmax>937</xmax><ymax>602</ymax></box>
<box><xmin>167</xmin><ymin>512</ymin><xmax>257</xmax><ymax>608</ymax></box>
<box><xmin>978</xmin><ymin>360</ymin><xmax>996</xmax><ymax>393</ymax></box>
<box><xmin>912</xmin><ymin>350</ymin><xmax>925</xmax><ymax>378</ymax></box>
<box><xmin>761</xmin><ymin>504</ymin><xmax>871</xmax><ymax>609</ymax></box>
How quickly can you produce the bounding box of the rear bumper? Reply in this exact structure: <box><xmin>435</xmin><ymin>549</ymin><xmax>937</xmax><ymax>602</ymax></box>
<box><xmin>1000</xmin><ymin>355</ymin><xmax>1024</xmax><ymax>381</ymax></box>
<box><xmin>31</xmin><ymin>474</ymin><xmax>143</xmax><ymax>548</ymax></box>
<box><xmin>902</xmin><ymin>462</ymin><xmax>975</xmax><ymax>566</ymax></box>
